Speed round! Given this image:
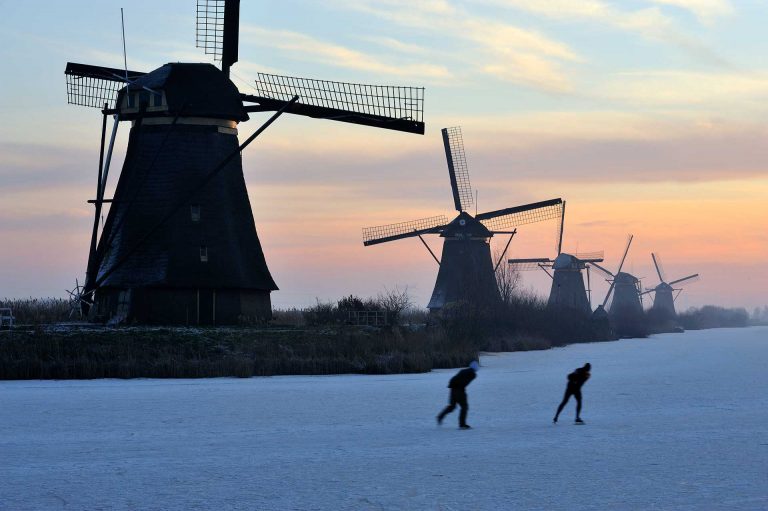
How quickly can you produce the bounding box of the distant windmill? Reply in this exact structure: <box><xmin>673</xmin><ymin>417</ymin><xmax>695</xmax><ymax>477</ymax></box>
<box><xmin>362</xmin><ymin>126</ymin><xmax>563</xmax><ymax>312</ymax></box>
<box><xmin>64</xmin><ymin>0</ymin><xmax>425</xmax><ymax>325</ymax></box>
<box><xmin>591</xmin><ymin>235</ymin><xmax>644</xmax><ymax>333</ymax></box>
<box><xmin>508</xmin><ymin>201</ymin><xmax>604</xmax><ymax>315</ymax></box>
<box><xmin>641</xmin><ymin>253</ymin><xmax>700</xmax><ymax>318</ymax></box>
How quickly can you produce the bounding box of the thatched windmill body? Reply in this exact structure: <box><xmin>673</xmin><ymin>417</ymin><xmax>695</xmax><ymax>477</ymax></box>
<box><xmin>363</xmin><ymin>127</ymin><xmax>563</xmax><ymax>312</ymax></box>
<box><xmin>592</xmin><ymin>235</ymin><xmax>645</xmax><ymax>334</ymax></box>
<box><xmin>508</xmin><ymin>202</ymin><xmax>603</xmax><ymax>315</ymax></box>
<box><xmin>641</xmin><ymin>253</ymin><xmax>699</xmax><ymax>318</ymax></box>
<box><xmin>65</xmin><ymin>0</ymin><xmax>425</xmax><ymax>324</ymax></box>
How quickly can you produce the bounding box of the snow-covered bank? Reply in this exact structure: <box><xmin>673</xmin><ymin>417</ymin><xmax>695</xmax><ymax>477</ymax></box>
<box><xmin>1</xmin><ymin>327</ymin><xmax>767</xmax><ymax>510</ymax></box>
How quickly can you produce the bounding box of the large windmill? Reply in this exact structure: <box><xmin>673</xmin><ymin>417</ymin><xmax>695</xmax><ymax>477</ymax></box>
<box><xmin>591</xmin><ymin>235</ymin><xmax>645</xmax><ymax>334</ymax></box>
<box><xmin>65</xmin><ymin>0</ymin><xmax>425</xmax><ymax>325</ymax></box>
<box><xmin>641</xmin><ymin>253</ymin><xmax>699</xmax><ymax>318</ymax></box>
<box><xmin>362</xmin><ymin>126</ymin><xmax>563</xmax><ymax>312</ymax></box>
<box><xmin>508</xmin><ymin>202</ymin><xmax>604</xmax><ymax>315</ymax></box>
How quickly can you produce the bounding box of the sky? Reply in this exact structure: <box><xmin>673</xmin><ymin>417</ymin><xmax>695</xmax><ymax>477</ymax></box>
<box><xmin>1</xmin><ymin>0</ymin><xmax>766</xmax><ymax>311</ymax></box>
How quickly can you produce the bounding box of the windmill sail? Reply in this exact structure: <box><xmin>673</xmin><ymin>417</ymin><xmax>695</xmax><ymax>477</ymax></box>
<box><xmin>362</xmin><ymin>216</ymin><xmax>448</xmax><ymax>246</ymax></box>
<box><xmin>507</xmin><ymin>258</ymin><xmax>553</xmax><ymax>271</ymax></box>
<box><xmin>196</xmin><ymin>0</ymin><xmax>240</xmax><ymax>76</ymax></box>
<box><xmin>65</xmin><ymin>62</ymin><xmax>147</xmax><ymax>108</ymax></box>
<box><xmin>442</xmin><ymin>127</ymin><xmax>473</xmax><ymax>212</ymax></box>
<box><xmin>245</xmin><ymin>73</ymin><xmax>425</xmax><ymax>134</ymax></box>
<box><xmin>669</xmin><ymin>274</ymin><xmax>700</xmax><ymax>286</ymax></box>
<box><xmin>589</xmin><ymin>262</ymin><xmax>614</xmax><ymax>279</ymax></box>
<box><xmin>651</xmin><ymin>252</ymin><xmax>666</xmax><ymax>283</ymax></box>
<box><xmin>476</xmin><ymin>198</ymin><xmax>563</xmax><ymax>231</ymax></box>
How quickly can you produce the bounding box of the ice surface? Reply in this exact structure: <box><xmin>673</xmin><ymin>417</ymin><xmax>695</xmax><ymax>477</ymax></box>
<box><xmin>1</xmin><ymin>327</ymin><xmax>767</xmax><ymax>510</ymax></box>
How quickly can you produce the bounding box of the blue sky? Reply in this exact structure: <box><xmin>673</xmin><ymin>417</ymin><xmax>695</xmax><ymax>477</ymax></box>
<box><xmin>1</xmin><ymin>0</ymin><xmax>767</xmax><ymax>310</ymax></box>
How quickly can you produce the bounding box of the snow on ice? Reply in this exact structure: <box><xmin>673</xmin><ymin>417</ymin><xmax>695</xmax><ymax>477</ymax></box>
<box><xmin>1</xmin><ymin>327</ymin><xmax>767</xmax><ymax>510</ymax></box>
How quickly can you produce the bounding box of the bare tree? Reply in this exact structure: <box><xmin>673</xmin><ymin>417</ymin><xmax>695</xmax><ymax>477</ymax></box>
<box><xmin>377</xmin><ymin>286</ymin><xmax>414</xmax><ymax>325</ymax></box>
<box><xmin>493</xmin><ymin>249</ymin><xmax>521</xmax><ymax>306</ymax></box>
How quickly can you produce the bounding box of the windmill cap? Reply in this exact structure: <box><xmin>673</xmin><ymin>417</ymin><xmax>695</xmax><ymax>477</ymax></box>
<box><xmin>469</xmin><ymin>361</ymin><xmax>480</xmax><ymax>371</ymax></box>
<box><xmin>583</xmin><ymin>363</ymin><xmax>591</xmax><ymax>371</ymax></box>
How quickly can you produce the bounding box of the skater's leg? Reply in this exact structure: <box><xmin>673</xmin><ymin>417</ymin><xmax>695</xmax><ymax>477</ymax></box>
<box><xmin>554</xmin><ymin>389</ymin><xmax>572</xmax><ymax>422</ymax></box>
<box><xmin>437</xmin><ymin>403</ymin><xmax>455</xmax><ymax>422</ymax></box>
<box><xmin>574</xmin><ymin>389</ymin><xmax>583</xmax><ymax>420</ymax></box>
<box><xmin>437</xmin><ymin>393</ymin><xmax>457</xmax><ymax>424</ymax></box>
<box><xmin>457</xmin><ymin>393</ymin><xmax>469</xmax><ymax>427</ymax></box>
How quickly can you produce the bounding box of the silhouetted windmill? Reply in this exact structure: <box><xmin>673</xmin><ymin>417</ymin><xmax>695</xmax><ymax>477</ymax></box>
<box><xmin>362</xmin><ymin>126</ymin><xmax>563</xmax><ymax>312</ymax></box>
<box><xmin>65</xmin><ymin>0</ymin><xmax>425</xmax><ymax>325</ymax></box>
<box><xmin>641</xmin><ymin>253</ymin><xmax>699</xmax><ymax>318</ymax></box>
<box><xmin>508</xmin><ymin>202</ymin><xmax>603</xmax><ymax>314</ymax></box>
<box><xmin>591</xmin><ymin>235</ymin><xmax>645</xmax><ymax>334</ymax></box>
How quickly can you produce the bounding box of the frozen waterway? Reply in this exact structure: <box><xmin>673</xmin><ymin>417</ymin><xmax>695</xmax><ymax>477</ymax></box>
<box><xmin>1</xmin><ymin>327</ymin><xmax>767</xmax><ymax>510</ymax></box>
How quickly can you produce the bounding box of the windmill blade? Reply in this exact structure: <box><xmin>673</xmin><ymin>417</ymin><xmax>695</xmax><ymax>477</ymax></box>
<box><xmin>574</xmin><ymin>251</ymin><xmax>604</xmax><ymax>262</ymax></box>
<box><xmin>508</xmin><ymin>258</ymin><xmax>553</xmax><ymax>271</ymax></box>
<box><xmin>602</xmin><ymin>281</ymin><xmax>616</xmax><ymax>308</ymax></box>
<box><xmin>441</xmin><ymin>127</ymin><xmax>473</xmax><ymax>212</ymax></box>
<box><xmin>669</xmin><ymin>273</ymin><xmax>700</xmax><ymax>287</ymax></box>
<box><xmin>243</xmin><ymin>73</ymin><xmax>425</xmax><ymax>134</ymax></box>
<box><xmin>616</xmin><ymin>234</ymin><xmax>634</xmax><ymax>275</ymax></box>
<box><xmin>590</xmin><ymin>262</ymin><xmax>614</xmax><ymax>279</ymax></box>
<box><xmin>651</xmin><ymin>252</ymin><xmax>666</xmax><ymax>283</ymax></box>
<box><xmin>476</xmin><ymin>198</ymin><xmax>563</xmax><ymax>232</ymax></box>
<box><xmin>196</xmin><ymin>0</ymin><xmax>240</xmax><ymax>76</ymax></box>
<box><xmin>65</xmin><ymin>62</ymin><xmax>146</xmax><ymax>109</ymax></box>
<box><xmin>362</xmin><ymin>215</ymin><xmax>448</xmax><ymax>246</ymax></box>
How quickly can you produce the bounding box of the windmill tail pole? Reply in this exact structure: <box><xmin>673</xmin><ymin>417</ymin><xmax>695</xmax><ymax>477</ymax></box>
<box><xmin>84</xmin><ymin>109</ymin><xmax>120</xmax><ymax>298</ymax></box>
<box><xmin>85</xmin><ymin>104</ymin><xmax>109</xmax><ymax>289</ymax></box>
<box><xmin>494</xmin><ymin>229</ymin><xmax>517</xmax><ymax>272</ymax></box>
<box><xmin>417</xmin><ymin>233</ymin><xmax>440</xmax><ymax>266</ymax></box>
<box><xmin>94</xmin><ymin>95</ymin><xmax>299</xmax><ymax>289</ymax></box>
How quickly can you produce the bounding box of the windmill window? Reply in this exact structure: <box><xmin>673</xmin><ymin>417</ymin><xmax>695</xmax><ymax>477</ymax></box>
<box><xmin>200</xmin><ymin>245</ymin><xmax>208</xmax><ymax>262</ymax></box>
<box><xmin>190</xmin><ymin>204</ymin><xmax>201</xmax><ymax>222</ymax></box>
<box><xmin>127</xmin><ymin>93</ymin><xmax>136</xmax><ymax>108</ymax></box>
<box><xmin>152</xmin><ymin>92</ymin><xmax>163</xmax><ymax>107</ymax></box>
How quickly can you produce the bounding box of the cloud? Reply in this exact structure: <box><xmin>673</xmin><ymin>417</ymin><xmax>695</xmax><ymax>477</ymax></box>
<box><xmin>649</xmin><ymin>0</ymin><xmax>734</xmax><ymax>25</ymax></box>
<box><xmin>478</xmin><ymin>0</ymin><xmax>729</xmax><ymax>66</ymax></box>
<box><xmin>599</xmin><ymin>70</ymin><xmax>768</xmax><ymax>107</ymax></box>
<box><xmin>361</xmin><ymin>36</ymin><xmax>433</xmax><ymax>56</ymax></box>
<box><xmin>239</xmin><ymin>26</ymin><xmax>451</xmax><ymax>82</ymax></box>
<box><xmin>339</xmin><ymin>0</ymin><xmax>579</xmax><ymax>92</ymax></box>
<box><xmin>0</xmin><ymin>142</ymin><xmax>94</xmax><ymax>193</ymax></box>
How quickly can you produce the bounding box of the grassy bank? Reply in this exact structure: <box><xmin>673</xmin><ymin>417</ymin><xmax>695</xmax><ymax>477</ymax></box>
<box><xmin>0</xmin><ymin>325</ymin><xmax>479</xmax><ymax>380</ymax></box>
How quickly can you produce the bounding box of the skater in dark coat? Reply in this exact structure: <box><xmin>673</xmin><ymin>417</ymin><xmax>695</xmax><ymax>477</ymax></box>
<box><xmin>437</xmin><ymin>360</ymin><xmax>478</xmax><ymax>429</ymax></box>
<box><xmin>553</xmin><ymin>362</ymin><xmax>591</xmax><ymax>424</ymax></box>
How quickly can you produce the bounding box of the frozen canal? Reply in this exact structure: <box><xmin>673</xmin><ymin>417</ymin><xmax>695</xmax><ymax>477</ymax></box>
<box><xmin>1</xmin><ymin>327</ymin><xmax>767</xmax><ymax>510</ymax></box>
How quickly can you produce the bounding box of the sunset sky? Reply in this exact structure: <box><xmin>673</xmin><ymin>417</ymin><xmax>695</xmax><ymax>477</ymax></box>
<box><xmin>1</xmin><ymin>0</ymin><xmax>766</xmax><ymax>311</ymax></box>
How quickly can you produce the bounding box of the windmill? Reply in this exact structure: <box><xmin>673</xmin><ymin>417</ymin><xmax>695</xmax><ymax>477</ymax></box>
<box><xmin>641</xmin><ymin>253</ymin><xmax>699</xmax><ymax>318</ymax></box>
<box><xmin>591</xmin><ymin>235</ymin><xmax>645</xmax><ymax>334</ymax></box>
<box><xmin>362</xmin><ymin>126</ymin><xmax>563</xmax><ymax>312</ymax></box>
<box><xmin>65</xmin><ymin>0</ymin><xmax>425</xmax><ymax>325</ymax></box>
<box><xmin>508</xmin><ymin>202</ymin><xmax>604</xmax><ymax>315</ymax></box>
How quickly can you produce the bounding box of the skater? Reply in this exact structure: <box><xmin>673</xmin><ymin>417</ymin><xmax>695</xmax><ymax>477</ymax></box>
<box><xmin>437</xmin><ymin>360</ymin><xmax>479</xmax><ymax>429</ymax></box>
<box><xmin>553</xmin><ymin>362</ymin><xmax>591</xmax><ymax>424</ymax></box>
